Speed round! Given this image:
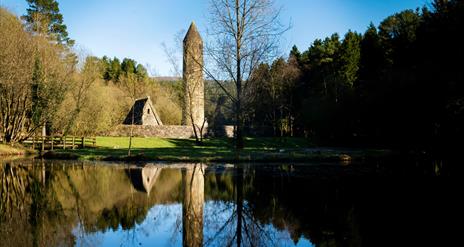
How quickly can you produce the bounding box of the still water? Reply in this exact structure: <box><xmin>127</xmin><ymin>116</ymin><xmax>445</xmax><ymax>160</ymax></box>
<box><xmin>0</xmin><ymin>159</ymin><xmax>461</xmax><ymax>247</ymax></box>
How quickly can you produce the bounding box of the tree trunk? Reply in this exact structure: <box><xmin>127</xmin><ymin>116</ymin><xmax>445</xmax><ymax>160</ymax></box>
<box><xmin>235</xmin><ymin>99</ymin><xmax>244</xmax><ymax>149</ymax></box>
<box><xmin>199</xmin><ymin>118</ymin><xmax>207</xmax><ymax>143</ymax></box>
<box><xmin>235</xmin><ymin>166</ymin><xmax>243</xmax><ymax>247</ymax></box>
<box><xmin>128</xmin><ymin>97</ymin><xmax>134</xmax><ymax>156</ymax></box>
<box><xmin>235</xmin><ymin>0</ymin><xmax>244</xmax><ymax>149</ymax></box>
<box><xmin>189</xmin><ymin>108</ymin><xmax>201</xmax><ymax>145</ymax></box>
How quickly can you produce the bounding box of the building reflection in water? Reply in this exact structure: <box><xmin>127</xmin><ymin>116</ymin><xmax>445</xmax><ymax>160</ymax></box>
<box><xmin>141</xmin><ymin>164</ymin><xmax>162</xmax><ymax>196</ymax></box>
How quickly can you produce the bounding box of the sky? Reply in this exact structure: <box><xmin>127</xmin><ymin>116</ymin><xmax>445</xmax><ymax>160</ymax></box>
<box><xmin>1</xmin><ymin>0</ymin><xmax>430</xmax><ymax>76</ymax></box>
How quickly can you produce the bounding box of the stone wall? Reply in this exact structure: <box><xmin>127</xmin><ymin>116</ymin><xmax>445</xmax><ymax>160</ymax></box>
<box><xmin>208</xmin><ymin>125</ymin><xmax>235</xmax><ymax>138</ymax></box>
<box><xmin>105</xmin><ymin>125</ymin><xmax>235</xmax><ymax>139</ymax></box>
<box><xmin>106</xmin><ymin>125</ymin><xmax>199</xmax><ymax>139</ymax></box>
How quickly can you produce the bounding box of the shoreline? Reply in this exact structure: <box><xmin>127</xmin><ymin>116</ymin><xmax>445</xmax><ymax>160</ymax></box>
<box><xmin>2</xmin><ymin>138</ymin><xmax>395</xmax><ymax>163</ymax></box>
<box><xmin>40</xmin><ymin>148</ymin><xmax>392</xmax><ymax>163</ymax></box>
<box><xmin>0</xmin><ymin>144</ymin><xmax>31</xmax><ymax>157</ymax></box>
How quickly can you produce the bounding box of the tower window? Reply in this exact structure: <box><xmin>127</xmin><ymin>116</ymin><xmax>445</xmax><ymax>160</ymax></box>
<box><xmin>147</xmin><ymin>109</ymin><xmax>150</xmax><ymax>114</ymax></box>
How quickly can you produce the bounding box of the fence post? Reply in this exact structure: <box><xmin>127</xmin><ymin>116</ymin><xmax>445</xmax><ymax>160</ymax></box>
<box><xmin>32</xmin><ymin>134</ymin><xmax>35</xmax><ymax>150</ymax></box>
<box><xmin>41</xmin><ymin>136</ymin><xmax>45</xmax><ymax>152</ymax></box>
<box><xmin>51</xmin><ymin>136</ymin><xmax>54</xmax><ymax>150</ymax></box>
<box><xmin>72</xmin><ymin>136</ymin><xmax>75</xmax><ymax>150</ymax></box>
<box><xmin>93</xmin><ymin>137</ymin><xmax>96</xmax><ymax>147</ymax></box>
<box><xmin>82</xmin><ymin>137</ymin><xmax>85</xmax><ymax>148</ymax></box>
<box><xmin>63</xmin><ymin>136</ymin><xmax>66</xmax><ymax>150</ymax></box>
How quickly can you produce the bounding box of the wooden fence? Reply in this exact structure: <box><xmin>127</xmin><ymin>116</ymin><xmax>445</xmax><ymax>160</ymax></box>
<box><xmin>22</xmin><ymin>136</ymin><xmax>96</xmax><ymax>151</ymax></box>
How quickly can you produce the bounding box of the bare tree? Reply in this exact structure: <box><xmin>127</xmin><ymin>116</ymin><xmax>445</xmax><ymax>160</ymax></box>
<box><xmin>64</xmin><ymin>50</ymin><xmax>101</xmax><ymax>135</ymax></box>
<box><xmin>203</xmin><ymin>166</ymin><xmax>278</xmax><ymax>247</ymax></box>
<box><xmin>120</xmin><ymin>73</ymin><xmax>147</xmax><ymax>156</ymax></box>
<box><xmin>161</xmin><ymin>29</ymin><xmax>185</xmax><ymax>78</ymax></box>
<box><xmin>206</xmin><ymin>0</ymin><xmax>288</xmax><ymax>148</ymax></box>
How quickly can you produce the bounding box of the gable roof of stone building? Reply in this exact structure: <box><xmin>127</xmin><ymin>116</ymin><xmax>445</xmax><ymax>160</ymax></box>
<box><xmin>142</xmin><ymin>165</ymin><xmax>162</xmax><ymax>195</ymax></box>
<box><xmin>123</xmin><ymin>96</ymin><xmax>162</xmax><ymax>125</ymax></box>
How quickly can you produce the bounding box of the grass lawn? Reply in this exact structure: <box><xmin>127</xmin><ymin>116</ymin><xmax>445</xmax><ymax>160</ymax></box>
<box><xmin>95</xmin><ymin>136</ymin><xmax>311</xmax><ymax>149</ymax></box>
<box><xmin>49</xmin><ymin>136</ymin><xmax>389</xmax><ymax>162</ymax></box>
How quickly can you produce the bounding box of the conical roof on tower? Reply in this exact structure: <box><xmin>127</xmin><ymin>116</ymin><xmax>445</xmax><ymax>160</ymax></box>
<box><xmin>184</xmin><ymin>21</ymin><xmax>202</xmax><ymax>44</ymax></box>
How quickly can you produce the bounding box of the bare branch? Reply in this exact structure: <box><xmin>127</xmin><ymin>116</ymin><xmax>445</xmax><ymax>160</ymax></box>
<box><xmin>205</xmin><ymin>0</ymin><xmax>289</xmax><ymax>148</ymax></box>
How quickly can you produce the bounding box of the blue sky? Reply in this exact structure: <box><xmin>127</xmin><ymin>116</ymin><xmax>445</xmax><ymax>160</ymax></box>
<box><xmin>1</xmin><ymin>0</ymin><xmax>429</xmax><ymax>76</ymax></box>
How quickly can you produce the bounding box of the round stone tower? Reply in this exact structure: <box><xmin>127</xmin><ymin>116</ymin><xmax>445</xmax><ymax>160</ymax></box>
<box><xmin>182</xmin><ymin>22</ymin><xmax>205</xmax><ymax>127</ymax></box>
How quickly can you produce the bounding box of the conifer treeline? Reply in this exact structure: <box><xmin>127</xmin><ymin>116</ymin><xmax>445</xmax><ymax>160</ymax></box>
<box><xmin>245</xmin><ymin>0</ymin><xmax>463</xmax><ymax>152</ymax></box>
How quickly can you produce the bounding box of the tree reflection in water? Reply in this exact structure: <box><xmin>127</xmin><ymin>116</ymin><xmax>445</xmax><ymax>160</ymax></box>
<box><xmin>1</xmin><ymin>159</ymin><xmax>460</xmax><ymax>246</ymax></box>
<box><xmin>203</xmin><ymin>166</ymin><xmax>282</xmax><ymax>247</ymax></box>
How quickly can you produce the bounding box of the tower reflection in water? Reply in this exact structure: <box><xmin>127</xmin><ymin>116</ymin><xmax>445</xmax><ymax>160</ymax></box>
<box><xmin>130</xmin><ymin>163</ymin><xmax>205</xmax><ymax>247</ymax></box>
<box><xmin>182</xmin><ymin>164</ymin><xmax>205</xmax><ymax>247</ymax></box>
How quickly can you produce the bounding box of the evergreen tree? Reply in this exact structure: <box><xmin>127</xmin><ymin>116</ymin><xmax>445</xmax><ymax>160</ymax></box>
<box><xmin>337</xmin><ymin>30</ymin><xmax>361</xmax><ymax>87</ymax></box>
<box><xmin>109</xmin><ymin>57</ymin><xmax>121</xmax><ymax>82</ymax></box>
<box><xmin>289</xmin><ymin>45</ymin><xmax>301</xmax><ymax>63</ymax></box>
<box><xmin>101</xmin><ymin>56</ymin><xmax>112</xmax><ymax>81</ymax></box>
<box><xmin>135</xmin><ymin>64</ymin><xmax>148</xmax><ymax>80</ymax></box>
<box><xmin>121</xmin><ymin>58</ymin><xmax>136</xmax><ymax>75</ymax></box>
<box><xmin>378</xmin><ymin>9</ymin><xmax>422</xmax><ymax>67</ymax></box>
<box><xmin>22</xmin><ymin>0</ymin><xmax>74</xmax><ymax>46</ymax></box>
<box><xmin>359</xmin><ymin>23</ymin><xmax>384</xmax><ymax>84</ymax></box>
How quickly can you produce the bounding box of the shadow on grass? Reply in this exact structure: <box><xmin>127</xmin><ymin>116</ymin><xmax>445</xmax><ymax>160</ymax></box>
<box><xmin>164</xmin><ymin>138</ymin><xmax>234</xmax><ymax>148</ymax></box>
<box><xmin>164</xmin><ymin>137</ymin><xmax>312</xmax><ymax>150</ymax></box>
<box><xmin>51</xmin><ymin>137</ymin><xmax>335</xmax><ymax>162</ymax></box>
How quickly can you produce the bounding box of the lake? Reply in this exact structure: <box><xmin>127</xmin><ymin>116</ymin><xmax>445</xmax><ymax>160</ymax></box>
<box><xmin>0</xmin><ymin>159</ymin><xmax>461</xmax><ymax>246</ymax></box>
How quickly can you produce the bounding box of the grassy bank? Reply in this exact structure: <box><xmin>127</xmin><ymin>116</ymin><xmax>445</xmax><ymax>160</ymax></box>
<box><xmin>47</xmin><ymin>136</ymin><xmax>390</xmax><ymax>162</ymax></box>
<box><xmin>0</xmin><ymin>144</ymin><xmax>28</xmax><ymax>156</ymax></box>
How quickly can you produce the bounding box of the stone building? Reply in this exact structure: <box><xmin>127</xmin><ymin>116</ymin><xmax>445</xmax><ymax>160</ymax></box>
<box><xmin>123</xmin><ymin>96</ymin><xmax>162</xmax><ymax>126</ymax></box>
<box><xmin>116</xmin><ymin>23</ymin><xmax>227</xmax><ymax>139</ymax></box>
<box><xmin>182</xmin><ymin>22</ymin><xmax>205</xmax><ymax>128</ymax></box>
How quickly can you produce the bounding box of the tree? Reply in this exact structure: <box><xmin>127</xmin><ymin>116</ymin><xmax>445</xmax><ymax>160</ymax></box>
<box><xmin>289</xmin><ymin>45</ymin><xmax>301</xmax><ymax>63</ymax></box>
<box><xmin>21</xmin><ymin>0</ymin><xmax>74</xmax><ymax>46</ymax></box>
<box><xmin>207</xmin><ymin>0</ymin><xmax>288</xmax><ymax>149</ymax></box>
<box><xmin>31</xmin><ymin>56</ymin><xmax>46</xmax><ymax>127</ymax></box>
<box><xmin>298</xmin><ymin>34</ymin><xmax>342</xmax><ymax>142</ymax></box>
<box><xmin>302</xmin><ymin>34</ymin><xmax>341</xmax><ymax>99</ymax></box>
<box><xmin>358</xmin><ymin>23</ymin><xmax>384</xmax><ymax>87</ymax></box>
<box><xmin>106</xmin><ymin>57</ymin><xmax>122</xmax><ymax>82</ymax></box>
<box><xmin>246</xmin><ymin>58</ymin><xmax>300</xmax><ymax>136</ymax></box>
<box><xmin>378</xmin><ymin>9</ymin><xmax>422</xmax><ymax>67</ymax></box>
<box><xmin>120</xmin><ymin>73</ymin><xmax>148</xmax><ymax>156</ymax></box>
<box><xmin>135</xmin><ymin>64</ymin><xmax>148</xmax><ymax>80</ymax></box>
<box><xmin>101</xmin><ymin>55</ymin><xmax>111</xmax><ymax>81</ymax></box>
<box><xmin>121</xmin><ymin>58</ymin><xmax>137</xmax><ymax>75</ymax></box>
<box><xmin>246</xmin><ymin>63</ymin><xmax>271</xmax><ymax>129</ymax></box>
<box><xmin>337</xmin><ymin>30</ymin><xmax>361</xmax><ymax>88</ymax></box>
<box><xmin>64</xmin><ymin>55</ymin><xmax>101</xmax><ymax>135</ymax></box>
<box><xmin>0</xmin><ymin>8</ymin><xmax>73</xmax><ymax>143</ymax></box>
